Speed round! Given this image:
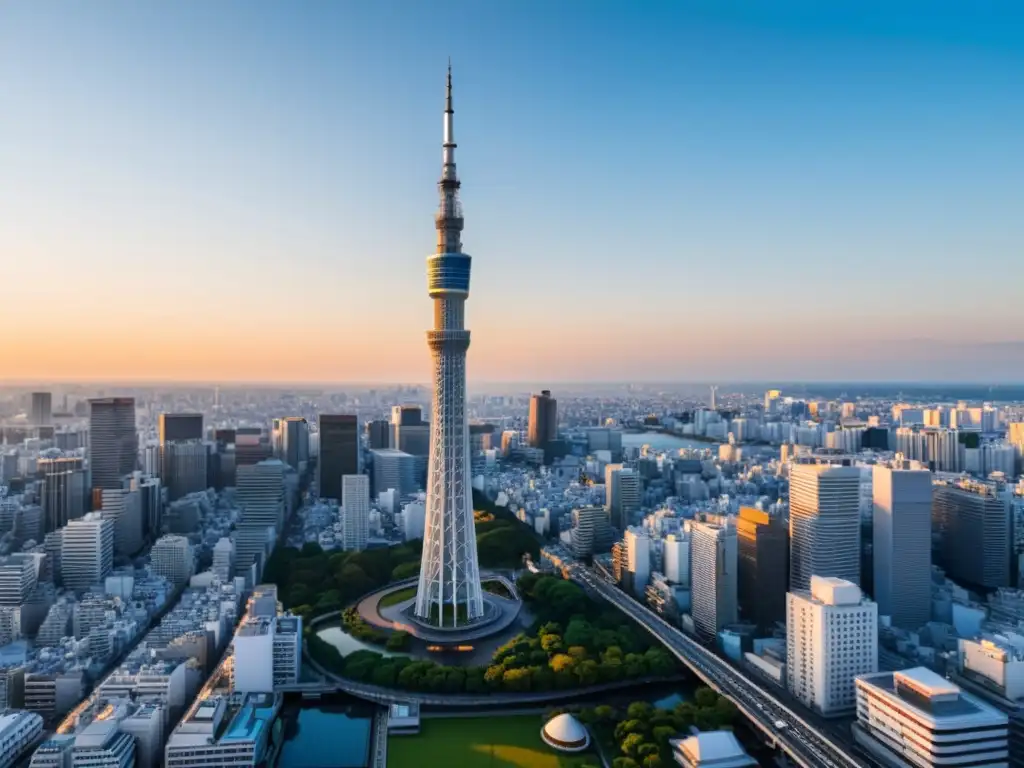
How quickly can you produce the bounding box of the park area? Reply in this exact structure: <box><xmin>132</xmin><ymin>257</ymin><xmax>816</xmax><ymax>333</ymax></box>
<box><xmin>387</xmin><ymin>715</ymin><xmax>599</xmax><ymax>768</ymax></box>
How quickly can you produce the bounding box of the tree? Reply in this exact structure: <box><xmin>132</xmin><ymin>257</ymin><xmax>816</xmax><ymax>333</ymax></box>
<box><xmin>391</xmin><ymin>561</ymin><xmax>420</xmax><ymax>581</ymax></box>
<box><xmin>567</xmin><ymin>646</ymin><xmax>589</xmax><ymax>661</ymax></box>
<box><xmin>301</xmin><ymin>542</ymin><xmax>324</xmax><ymax>557</ymax></box>
<box><xmin>593</xmin><ymin>704</ymin><xmax>616</xmax><ymax>723</ymax></box>
<box><xmin>642</xmin><ymin>755</ymin><xmax>663</xmax><ymax>768</ymax></box>
<box><xmin>386</xmin><ymin>631</ymin><xmax>410</xmax><ymax>651</ymax></box>
<box><xmin>615</xmin><ymin>719</ymin><xmax>646</xmax><ymax>741</ymax></box>
<box><xmin>713</xmin><ymin>697</ymin><xmax>738</xmax><ymax>726</ymax></box>
<box><xmin>627</xmin><ymin>701</ymin><xmax>655</xmax><ymax>722</ymax></box>
<box><xmin>621</xmin><ymin>733</ymin><xmax>645</xmax><ymax>758</ymax></box>
<box><xmin>612</xmin><ymin>759</ymin><xmax>640</xmax><ymax>768</ymax></box>
<box><xmin>503</xmin><ymin>667</ymin><xmax>532</xmax><ymax>692</ymax></box>
<box><xmin>484</xmin><ymin>665</ymin><xmax>505</xmax><ymax>689</ymax></box>
<box><xmin>540</xmin><ymin>634</ymin><xmax>563</xmax><ymax>653</ymax></box>
<box><xmin>638</xmin><ymin>743</ymin><xmax>659</xmax><ymax>758</ymax></box>
<box><xmin>652</xmin><ymin>725</ymin><xmax>676</xmax><ymax>749</ymax></box>
<box><xmin>575</xmin><ymin>659</ymin><xmax>599</xmax><ymax>686</ymax></box>
<box><xmin>550</xmin><ymin>654</ymin><xmax>576</xmax><ymax>674</ymax></box>
<box><xmin>565</xmin><ymin>619</ymin><xmax>595</xmax><ymax>648</ymax></box>
<box><xmin>539</xmin><ymin>621</ymin><xmax>562</xmax><ymax>636</ymax></box>
<box><xmin>695</xmin><ymin>687</ymin><xmax>718</xmax><ymax>709</ymax></box>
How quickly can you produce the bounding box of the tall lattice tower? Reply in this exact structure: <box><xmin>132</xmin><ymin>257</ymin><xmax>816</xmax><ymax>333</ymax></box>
<box><xmin>414</xmin><ymin>64</ymin><xmax>485</xmax><ymax>626</ymax></box>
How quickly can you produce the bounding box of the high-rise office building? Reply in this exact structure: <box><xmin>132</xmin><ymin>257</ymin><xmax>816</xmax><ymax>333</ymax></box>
<box><xmin>527</xmin><ymin>390</ymin><xmax>557</xmax><ymax>449</ymax></box>
<box><xmin>60</xmin><ymin>513</ymin><xmax>114</xmax><ymax>590</ymax></box>
<box><xmin>872</xmin><ymin>462</ymin><xmax>933</xmax><ymax>630</ymax></box>
<box><xmin>413</xmin><ymin>67</ymin><xmax>485</xmax><ymax>627</ymax></box>
<box><xmin>787</xmin><ymin>576</ymin><xmax>878</xmax><ymax>717</ymax></box>
<box><xmin>391</xmin><ymin>406</ymin><xmax>430</xmax><ymax>484</ymax></box>
<box><xmin>88</xmin><ymin>398</ymin><xmax>137</xmax><ymax>492</ymax></box>
<box><xmin>30</xmin><ymin>393</ymin><xmax>52</xmax><ymax>427</ymax></box>
<box><xmin>341</xmin><ymin>475</ymin><xmax>370</xmax><ymax>552</ymax></box>
<box><xmin>789</xmin><ymin>461</ymin><xmax>860</xmax><ymax>593</ymax></box>
<box><xmin>736</xmin><ymin>506</ymin><xmax>788</xmax><ymax>632</ymax></box>
<box><xmin>158</xmin><ymin>414</ymin><xmax>203</xmax><ymax>443</ymax></box>
<box><xmin>99</xmin><ymin>486</ymin><xmax>144</xmax><ymax>557</ymax></box>
<box><xmin>605</xmin><ymin>464</ymin><xmax>640</xmax><ymax>530</ymax></box>
<box><xmin>624</xmin><ymin>527</ymin><xmax>651</xmax><ymax>599</ymax></box>
<box><xmin>150</xmin><ymin>535</ymin><xmax>193</xmax><ymax>586</ymax></box>
<box><xmin>317</xmin><ymin>415</ymin><xmax>358</xmax><ymax>502</ymax></box>
<box><xmin>275</xmin><ymin>417</ymin><xmax>309</xmax><ymax>472</ymax></box>
<box><xmin>157</xmin><ymin>413</ymin><xmax>207</xmax><ymax>502</ymax></box>
<box><xmin>370</xmin><ymin>448</ymin><xmax>416</xmax><ymax>499</ymax></box>
<box><xmin>366</xmin><ymin>419</ymin><xmax>391</xmax><ymax>451</ymax></box>
<box><xmin>570</xmin><ymin>506</ymin><xmax>614</xmax><ymax>559</ymax></box>
<box><xmin>234</xmin><ymin>459</ymin><xmax>287</xmax><ymax>579</ymax></box>
<box><xmin>933</xmin><ymin>478</ymin><xmax>1011</xmax><ymax>589</ymax></box>
<box><xmin>235</xmin><ymin>427</ymin><xmax>271</xmax><ymax>467</ymax></box>
<box><xmin>690</xmin><ymin>520</ymin><xmax>738</xmax><ymax>641</ymax></box>
<box><xmin>37</xmin><ymin>454</ymin><xmax>86</xmax><ymax>533</ymax></box>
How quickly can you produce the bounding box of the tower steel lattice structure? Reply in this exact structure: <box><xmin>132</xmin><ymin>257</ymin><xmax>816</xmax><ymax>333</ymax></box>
<box><xmin>414</xmin><ymin>65</ymin><xmax>485</xmax><ymax>626</ymax></box>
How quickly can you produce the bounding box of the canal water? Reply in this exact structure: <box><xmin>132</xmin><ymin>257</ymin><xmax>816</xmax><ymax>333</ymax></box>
<box><xmin>277</xmin><ymin>702</ymin><xmax>374</xmax><ymax>768</ymax></box>
<box><xmin>620</xmin><ymin>432</ymin><xmax>717</xmax><ymax>452</ymax></box>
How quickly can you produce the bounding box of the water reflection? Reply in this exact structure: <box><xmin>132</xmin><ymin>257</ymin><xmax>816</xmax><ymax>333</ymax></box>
<box><xmin>278</xmin><ymin>703</ymin><xmax>373</xmax><ymax>768</ymax></box>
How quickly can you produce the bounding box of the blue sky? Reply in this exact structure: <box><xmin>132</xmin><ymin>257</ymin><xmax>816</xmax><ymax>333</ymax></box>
<box><xmin>1</xmin><ymin>1</ymin><xmax>1022</xmax><ymax>382</ymax></box>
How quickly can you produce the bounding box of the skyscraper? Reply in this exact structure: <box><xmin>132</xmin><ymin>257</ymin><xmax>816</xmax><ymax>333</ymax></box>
<box><xmin>366</xmin><ymin>419</ymin><xmax>391</xmax><ymax>451</ymax></box>
<box><xmin>736</xmin><ymin>506</ymin><xmax>788</xmax><ymax>632</ymax></box>
<box><xmin>317</xmin><ymin>414</ymin><xmax>358</xmax><ymax>503</ymax></box>
<box><xmin>788</xmin><ymin>461</ymin><xmax>860</xmax><ymax>593</ymax></box>
<box><xmin>277</xmin><ymin>417</ymin><xmax>309</xmax><ymax>472</ymax></box>
<box><xmin>30</xmin><ymin>393</ymin><xmax>52</xmax><ymax>427</ymax></box>
<box><xmin>234</xmin><ymin>459</ymin><xmax>287</xmax><ymax>579</ymax></box>
<box><xmin>158</xmin><ymin>413</ymin><xmax>203</xmax><ymax>443</ymax></box>
<box><xmin>605</xmin><ymin>464</ymin><xmax>640</xmax><ymax>530</ymax></box>
<box><xmin>158</xmin><ymin>416</ymin><xmax>208</xmax><ymax>503</ymax></box>
<box><xmin>527</xmin><ymin>390</ymin><xmax>557</xmax><ymax>449</ymax></box>
<box><xmin>933</xmin><ymin>478</ymin><xmax>1011</xmax><ymax>589</ymax></box>
<box><xmin>37</xmin><ymin>454</ymin><xmax>87</xmax><ymax>533</ymax></box>
<box><xmin>341</xmin><ymin>474</ymin><xmax>370</xmax><ymax>552</ymax></box>
<box><xmin>88</xmin><ymin>398</ymin><xmax>137</xmax><ymax>493</ymax></box>
<box><xmin>872</xmin><ymin>462</ymin><xmax>933</xmax><ymax>630</ymax></box>
<box><xmin>60</xmin><ymin>513</ymin><xmax>114</xmax><ymax>590</ymax></box>
<box><xmin>690</xmin><ymin>519</ymin><xmax>738</xmax><ymax>641</ymax></box>
<box><xmin>414</xmin><ymin>66</ymin><xmax>485</xmax><ymax>627</ymax></box>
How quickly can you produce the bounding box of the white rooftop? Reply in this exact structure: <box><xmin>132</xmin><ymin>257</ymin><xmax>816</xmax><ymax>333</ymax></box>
<box><xmin>672</xmin><ymin>731</ymin><xmax>757</xmax><ymax>767</ymax></box>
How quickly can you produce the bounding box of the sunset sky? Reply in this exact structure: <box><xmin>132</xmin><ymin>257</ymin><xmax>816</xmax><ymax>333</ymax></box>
<box><xmin>2</xmin><ymin>1</ymin><xmax>1022</xmax><ymax>383</ymax></box>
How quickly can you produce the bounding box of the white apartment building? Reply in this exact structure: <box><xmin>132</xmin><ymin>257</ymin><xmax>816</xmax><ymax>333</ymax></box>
<box><xmin>341</xmin><ymin>475</ymin><xmax>369</xmax><ymax>552</ymax></box>
<box><xmin>211</xmin><ymin>538</ymin><xmax>234</xmax><ymax>582</ymax></box>
<box><xmin>0</xmin><ymin>710</ymin><xmax>43</xmax><ymax>768</ymax></box>
<box><xmin>150</xmin><ymin>535</ymin><xmax>193</xmax><ymax>586</ymax></box>
<box><xmin>854</xmin><ymin>667</ymin><xmax>1009</xmax><ymax>767</ymax></box>
<box><xmin>787</xmin><ymin>575</ymin><xmax>878</xmax><ymax>717</ymax></box>
<box><xmin>232</xmin><ymin>614</ymin><xmax>302</xmax><ymax>693</ymax></box>
<box><xmin>662</xmin><ymin>532</ymin><xmax>690</xmax><ymax>587</ymax></box>
<box><xmin>60</xmin><ymin>514</ymin><xmax>114</xmax><ymax>591</ymax></box>
<box><xmin>789</xmin><ymin>461</ymin><xmax>860</xmax><ymax>592</ymax></box>
<box><xmin>690</xmin><ymin>519</ymin><xmax>738</xmax><ymax>641</ymax></box>
<box><xmin>624</xmin><ymin>527</ymin><xmax>651</xmax><ymax>599</ymax></box>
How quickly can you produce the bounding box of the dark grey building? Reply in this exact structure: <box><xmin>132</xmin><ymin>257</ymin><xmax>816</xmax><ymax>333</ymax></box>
<box><xmin>158</xmin><ymin>413</ymin><xmax>203</xmax><ymax>443</ymax></box>
<box><xmin>318</xmin><ymin>414</ymin><xmax>358</xmax><ymax>502</ymax></box>
<box><xmin>528</xmin><ymin>390</ymin><xmax>557</xmax><ymax>449</ymax></box>
<box><xmin>736</xmin><ymin>506</ymin><xmax>788</xmax><ymax>632</ymax></box>
<box><xmin>30</xmin><ymin>392</ymin><xmax>52</xmax><ymax>427</ymax></box>
<box><xmin>933</xmin><ymin>479</ymin><xmax>1011</xmax><ymax>590</ymax></box>
<box><xmin>88</xmin><ymin>398</ymin><xmax>137</xmax><ymax>494</ymax></box>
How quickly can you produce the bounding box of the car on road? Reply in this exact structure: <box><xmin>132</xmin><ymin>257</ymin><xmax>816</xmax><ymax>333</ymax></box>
<box><xmin>774</xmin><ymin>720</ymin><xmax>788</xmax><ymax>730</ymax></box>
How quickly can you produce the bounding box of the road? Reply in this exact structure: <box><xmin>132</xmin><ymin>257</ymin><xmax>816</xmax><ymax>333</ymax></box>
<box><xmin>568</xmin><ymin>564</ymin><xmax>873</xmax><ymax>768</ymax></box>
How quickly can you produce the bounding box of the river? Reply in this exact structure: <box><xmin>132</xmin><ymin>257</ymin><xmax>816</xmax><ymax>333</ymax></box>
<box><xmin>620</xmin><ymin>432</ymin><xmax>718</xmax><ymax>452</ymax></box>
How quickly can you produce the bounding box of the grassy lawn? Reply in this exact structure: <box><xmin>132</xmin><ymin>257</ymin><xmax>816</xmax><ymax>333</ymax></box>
<box><xmin>388</xmin><ymin>715</ymin><xmax>598</xmax><ymax>768</ymax></box>
<box><xmin>379</xmin><ymin>587</ymin><xmax>417</xmax><ymax>608</ymax></box>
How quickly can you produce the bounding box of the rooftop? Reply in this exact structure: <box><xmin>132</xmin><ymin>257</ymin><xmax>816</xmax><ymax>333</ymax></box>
<box><xmin>857</xmin><ymin>668</ymin><xmax>1008</xmax><ymax>726</ymax></box>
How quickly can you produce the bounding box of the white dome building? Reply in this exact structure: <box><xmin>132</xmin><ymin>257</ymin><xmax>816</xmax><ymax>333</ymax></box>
<box><xmin>541</xmin><ymin>713</ymin><xmax>590</xmax><ymax>753</ymax></box>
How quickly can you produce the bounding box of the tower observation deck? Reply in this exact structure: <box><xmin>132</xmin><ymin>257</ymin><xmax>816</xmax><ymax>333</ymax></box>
<box><xmin>414</xmin><ymin>64</ymin><xmax>485</xmax><ymax>626</ymax></box>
